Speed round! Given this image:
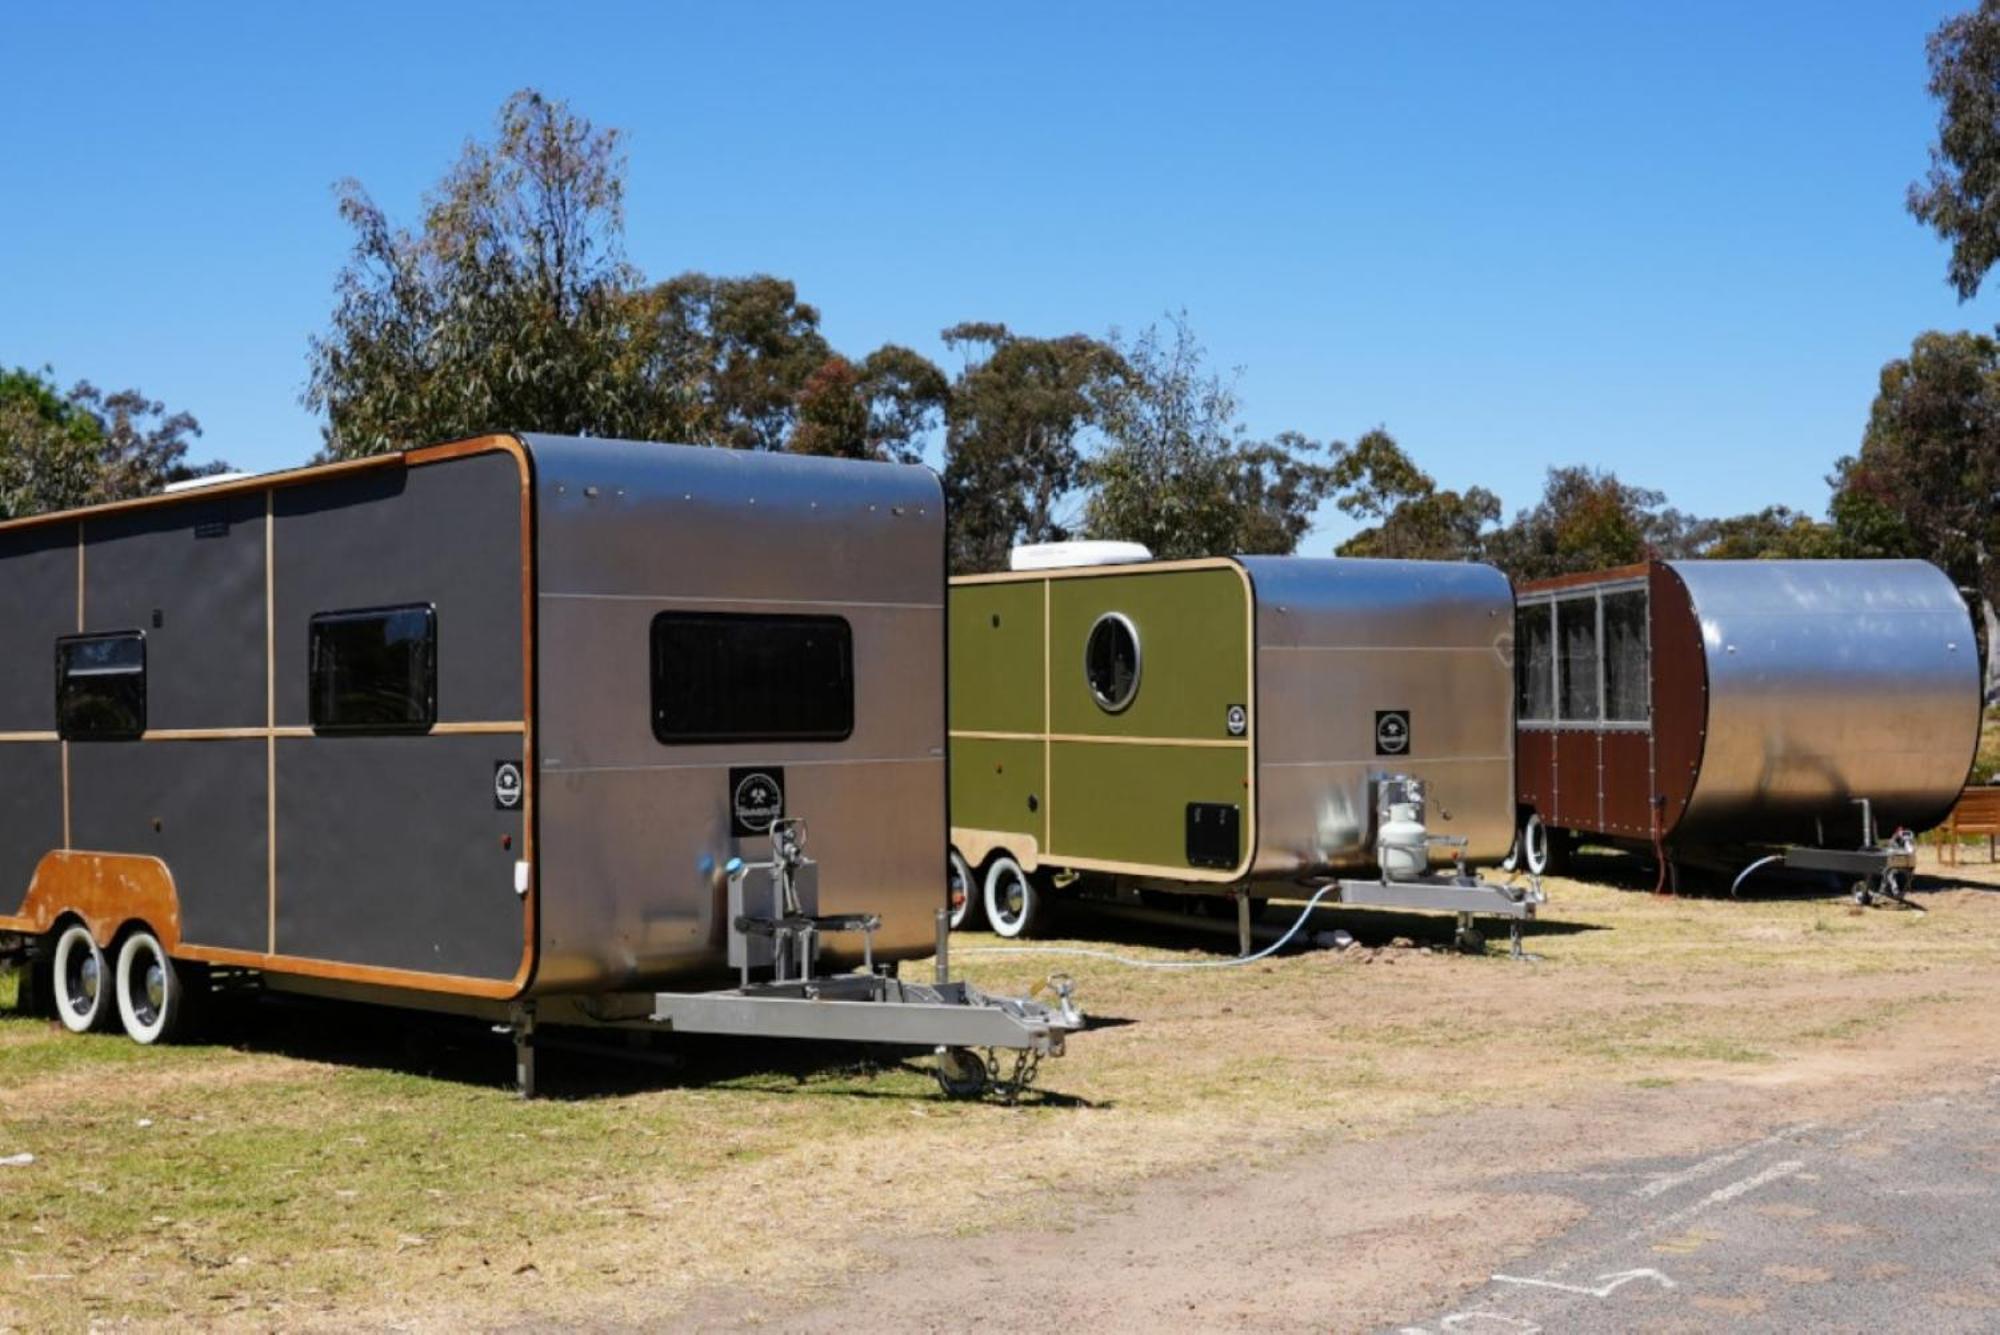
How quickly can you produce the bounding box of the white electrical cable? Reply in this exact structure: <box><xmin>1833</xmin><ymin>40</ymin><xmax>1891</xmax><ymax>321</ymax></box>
<box><xmin>954</xmin><ymin>884</ymin><xmax>1342</xmax><ymax>971</ymax></box>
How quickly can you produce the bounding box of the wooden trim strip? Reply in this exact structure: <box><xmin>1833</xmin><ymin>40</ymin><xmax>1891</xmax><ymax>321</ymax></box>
<box><xmin>266</xmin><ymin>489</ymin><xmax>277</xmax><ymax>955</ymax></box>
<box><xmin>177</xmin><ymin>943</ymin><xmax>523</xmax><ymax>1000</ymax></box>
<box><xmin>25</xmin><ymin>722</ymin><xmax>535</xmax><ymax>743</ymax></box>
<box><xmin>951</xmin><ymin>729</ymin><xmax>1249</xmax><ymax>749</ymax></box>
<box><xmin>0</xmin><ymin>453</ymin><xmax>407</xmax><ymax>537</ymax></box>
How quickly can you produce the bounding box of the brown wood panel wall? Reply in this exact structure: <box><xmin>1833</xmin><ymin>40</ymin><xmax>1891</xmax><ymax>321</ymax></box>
<box><xmin>1648</xmin><ymin>563</ymin><xmax>1707</xmax><ymax>840</ymax></box>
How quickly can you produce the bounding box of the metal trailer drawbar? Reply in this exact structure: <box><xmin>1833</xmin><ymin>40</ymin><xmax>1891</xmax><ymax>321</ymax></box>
<box><xmin>0</xmin><ymin>434</ymin><xmax>1078</xmax><ymax>1099</ymax></box>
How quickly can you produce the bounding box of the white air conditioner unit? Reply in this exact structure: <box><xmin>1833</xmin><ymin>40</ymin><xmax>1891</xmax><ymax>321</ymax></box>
<box><xmin>1008</xmin><ymin>541</ymin><xmax>1153</xmax><ymax>571</ymax></box>
<box><xmin>161</xmin><ymin>471</ymin><xmax>255</xmax><ymax>495</ymax></box>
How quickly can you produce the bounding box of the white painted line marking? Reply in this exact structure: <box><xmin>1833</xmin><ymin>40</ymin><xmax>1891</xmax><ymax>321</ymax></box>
<box><xmin>1625</xmin><ymin>1159</ymin><xmax>1807</xmax><ymax>1245</ymax></box>
<box><xmin>1633</xmin><ymin>1124</ymin><xmax>1817</xmax><ymax>1199</ymax></box>
<box><xmin>1491</xmin><ymin>1268</ymin><xmax>1676</xmax><ymax>1299</ymax></box>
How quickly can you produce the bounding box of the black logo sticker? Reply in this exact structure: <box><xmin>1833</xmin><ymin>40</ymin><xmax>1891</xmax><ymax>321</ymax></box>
<box><xmin>1375</xmin><ymin>710</ymin><xmax>1411</xmax><ymax>757</ymax></box>
<box><xmin>1225</xmin><ymin>703</ymin><xmax>1248</xmax><ymax>737</ymax></box>
<box><xmin>730</xmin><ymin>766</ymin><xmax>785</xmax><ymax>837</ymax></box>
<box><xmin>494</xmin><ymin>760</ymin><xmax>524</xmax><ymax>811</ymax></box>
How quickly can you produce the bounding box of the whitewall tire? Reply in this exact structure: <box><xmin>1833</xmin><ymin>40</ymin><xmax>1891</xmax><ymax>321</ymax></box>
<box><xmin>51</xmin><ymin>922</ymin><xmax>110</xmax><ymax>1034</ymax></box>
<box><xmin>1522</xmin><ymin>813</ymin><xmax>1554</xmax><ymax>876</ymax></box>
<box><xmin>114</xmin><ymin>928</ymin><xmax>189</xmax><ymax>1045</ymax></box>
<box><xmin>948</xmin><ymin>849</ymin><xmax>985</xmax><ymax>931</ymax></box>
<box><xmin>983</xmin><ymin>855</ymin><xmax>1043</xmax><ymax>939</ymax></box>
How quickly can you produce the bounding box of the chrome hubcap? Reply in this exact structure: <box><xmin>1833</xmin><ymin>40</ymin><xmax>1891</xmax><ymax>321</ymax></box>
<box><xmin>144</xmin><ymin>962</ymin><xmax>165</xmax><ymax>1015</ymax></box>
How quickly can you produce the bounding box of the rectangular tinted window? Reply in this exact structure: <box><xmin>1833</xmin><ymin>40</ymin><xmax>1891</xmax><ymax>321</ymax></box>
<box><xmin>1515</xmin><ymin>603</ymin><xmax>1554</xmax><ymax>721</ymax></box>
<box><xmin>651</xmin><ymin>612</ymin><xmax>853</xmax><ymax>744</ymax></box>
<box><xmin>1602</xmin><ymin>589</ymin><xmax>1649</xmax><ymax>722</ymax></box>
<box><xmin>1556</xmin><ymin>595</ymin><xmax>1601</xmax><ymax>722</ymax></box>
<box><xmin>57</xmin><ymin>632</ymin><xmax>146</xmax><ymax>740</ymax></box>
<box><xmin>310</xmin><ymin>605</ymin><xmax>436</xmax><ymax>733</ymax></box>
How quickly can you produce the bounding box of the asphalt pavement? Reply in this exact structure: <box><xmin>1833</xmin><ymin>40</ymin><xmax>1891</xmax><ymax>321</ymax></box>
<box><xmin>1393</xmin><ymin>1077</ymin><xmax>2000</xmax><ymax>1333</ymax></box>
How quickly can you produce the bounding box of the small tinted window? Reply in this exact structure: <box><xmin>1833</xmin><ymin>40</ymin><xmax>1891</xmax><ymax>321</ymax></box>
<box><xmin>1556</xmin><ymin>595</ymin><xmax>1600</xmax><ymax>722</ymax></box>
<box><xmin>1515</xmin><ymin>603</ymin><xmax>1553</xmax><ymax>721</ymax></box>
<box><xmin>1085</xmin><ymin>613</ymin><xmax>1141</xmax><ymax>713</ymax></box>
<box><xmin>1602</xmin><ymin>589</ymin><xmax>1649</xmax><ymax>722</ymax></box>
<box><xmin>651</xmin><ymin>612</ymin><xmax>853</xmax><ymax>744</ymax></box>
<box><xmin>310</xmin><ymin>605</ymin><xmax>437</xmax><ymax>733</ymax></box>
<box><xmin>57</xmin><ymin>632</ymin><xmax>146</xmax><ymax>740</ymax></box>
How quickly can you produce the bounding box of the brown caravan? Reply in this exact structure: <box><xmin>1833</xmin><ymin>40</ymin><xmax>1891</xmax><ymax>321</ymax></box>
<box><xmin>1509</xmin><ymin>559</ymin><xmax>1981</xmax><ymax>898</ymax></box>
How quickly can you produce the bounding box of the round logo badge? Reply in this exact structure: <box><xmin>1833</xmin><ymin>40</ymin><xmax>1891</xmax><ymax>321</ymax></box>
<box><xmin>733</xmin><ymin>772</ymin><xmax>783</xmax><ymax>833</ymax></box>
<box><xmin>1225</xmin><ymin>704</ymin><xmax>1248</xmax><ymax>737</ymax></box>
<box><xmin>494</xmin><ymin>761</ymin><xmax>524</xmax><ymax>810</ymax></box>
<box><xmin>1375</xmin><ymin>711</ymin><xmax>1410</xmax><ymax>756</ymax></box>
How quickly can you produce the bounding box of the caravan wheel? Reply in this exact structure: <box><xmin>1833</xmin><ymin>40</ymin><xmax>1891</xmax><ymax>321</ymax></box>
<box><xmin>948</xmin><ymin>849</ymin><xmax>985</xmax><ymax>931</ymax></box>
<box><xmin>1521</xmin><ymin>813</ymin><xmax>1554</xmax><ymax>876</ymax></box>
<box><xmin>51</xmin><ymin>923</ymin><xmax>110</xmax><ymax>1034</ymax></box>
<box><xmin>114</xmin><ymin>929</ymin><xmax>191</xmax><ymax>1045</ymax></box>
<box><xmin>984</xmin><ymin>856</ymin><xmax>1044</xmax><ymax>938</ymax></box>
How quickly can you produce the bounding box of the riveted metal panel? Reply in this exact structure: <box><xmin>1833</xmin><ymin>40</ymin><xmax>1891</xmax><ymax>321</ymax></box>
<box><xmin>1649</xmin><ymin>562</ymin><xmax>1706</xmax><ymax>839</ymax></box>
<box><xmin>1669</xmin><ymin>559</ymin><xmax>1980</xmax><ymax>845</ymax></box>
<box><xmin>1516</xmin><ymin>728</ymin><xmax>1556</xmax><ymax>816</ymax></box>
<box><xmin>0</xmin><ymin>522</ymin><xmax>78</xmax><ymax>732</ymax></box>
<box><xmin>273</xmin><ymin>454</ymin><xmax>523</xmax><ymax>728</ymax></box>
<box><xmin>949</xmin><ymin>738</ymin><xmax>1048</xmax><ymax>851</ymax></box>
<box><xmin>70</xmin><ymin>739</ymin><xmax>267</xmax><ymax>951</ymax></box>
<box><xmin>1243</xmin><ymin>557</ymin><xmax>1516</xmax><ymax>872</ymax></box>
<box><xmin>1046</xmin><ymin>567</ymin><xmax>1250</xmax><ymax>740</ymax></box>
<box><xmin>1047</xmin><ymin>740</ymin><xmax>1251</xmax><ymax>868</ymax></box>
<box><xmin>85</xmin><ymin>493</ymin><xmax>266</xmax><ymax>731</ymax></box>
<box><xmin>523</xmin><ymin>436</ymin><xmax>946</xmax><ymax>991</ymax></box>
<box><xmin>0</xmin><ymin>743</ymin><xmax>61</xmax><ymax>901</ymax></box>
<box><xmin>275</xmin><ymin>734</ymin><xmax>525</xmax><ymax>977</ymax></box>
<box><xmin>948</xmin><ymin>582</ymin><xmax>1045</xmax><ymax>735</ymax></box>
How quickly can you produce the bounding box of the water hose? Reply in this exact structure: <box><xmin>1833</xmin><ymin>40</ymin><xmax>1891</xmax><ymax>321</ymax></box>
<box><xmin>954</xmin><ymin>884</ymin><xmax>1342</xmax><ymax>971</ymax></box>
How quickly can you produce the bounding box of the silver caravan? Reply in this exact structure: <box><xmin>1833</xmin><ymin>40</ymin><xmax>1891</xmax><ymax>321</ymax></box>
<box><xmin>0</xmin><ymin>434</ymin><xmax>1075</xmax><ymax>1098</ymax></box>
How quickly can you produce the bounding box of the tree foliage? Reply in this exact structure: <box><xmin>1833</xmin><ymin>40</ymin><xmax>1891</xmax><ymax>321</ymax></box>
<box><xmin>1329</xmin><ymin>430</ymin><xmax>1500</xmax><ymax>562</ymax></box>
<box><xmin>1834</xmin><ymin>329</ymin><xmax>2000</xmax><ymax>676</ymax></box>
<box><xmin>1911</xmin><ymin>0</ymin><xmax>2000</xmax><ymax>299</ymax></box>
<box><xmin>0</xmin><ymin>368</ymin><xmax>221</xmax><ymax>520</ymax></box>
<box><xmin>306</xmin><ymin>90</ymin><xmax>942</xmax><ymax>466</ymax></box>
<box><xmin>938</xmin><ymin>323</ymin><xmax>1125</xmax><ymax>573</ymax></box>
<box><xmin>307</xmin><ymin>90</ymin><xmax>644</xmax><ymax>455</ymax></box>
<box><xmin>1082</xmin><ymin>318</ymin><xmax>1333</xmax><ymax>560</ymax></box>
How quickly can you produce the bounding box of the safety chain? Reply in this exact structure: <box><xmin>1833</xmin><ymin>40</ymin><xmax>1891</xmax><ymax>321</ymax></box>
<box><xmin>984</xmin><ymin>1046</ymin><xmax>1042</xmax><ymax>1104</ymax></box>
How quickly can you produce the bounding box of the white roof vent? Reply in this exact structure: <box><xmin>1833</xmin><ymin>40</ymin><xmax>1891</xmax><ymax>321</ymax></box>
<box><xmin>1008</xmin><ymin>541</ymin><xmax>1153</xmax><ymax>571</ymax></box>
<box><xmin>161</xmin><ymin>471</ymin><xmax>255</xmax><ymax>494</ymax></box>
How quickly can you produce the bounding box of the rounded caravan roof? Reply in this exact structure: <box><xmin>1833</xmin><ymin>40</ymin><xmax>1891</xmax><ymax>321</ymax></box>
<box><xmin>1009</xmin><ymin>541</ymin><xmax>1152</xmax><ymax>571</ymax></box>
<box><xmin>1664</xmin><ymin>559</ymin><xmax>1981</xmax><ymax>846</ymax></box>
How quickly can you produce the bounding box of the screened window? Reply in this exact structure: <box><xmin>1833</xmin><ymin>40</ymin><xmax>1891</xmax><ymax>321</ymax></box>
<box><xmin>1084</xmin><ymin>612</ymin><xmax>1141</xmax><ymax>713</ymax></box>
<box><xmin>1515</xmin><ymin>603</ymin><xmax>1554</xmax><ymax>721</ymax></box>
<box><xmin>57</xmin><ymin>632</ymin><xmax>146</xmax><ymax>740</ymax></box>
<box><xmin>309</xmin><ymin>605</ymin><xmax>437</xmax><ymax>733</ymax></box>
<box><xmin>1556</xmin><ymin>596</ymin><xmax>1600</xmax><ymax>722</ymax></box>
<box><xmin>1602</xmin><ymin>589</ymin><xmax>1649</xmax><ymax>722</ymax></box>
<box><xmin>651</xmin><ymin>612</ymin><xmax>853</xmax><ymax>744</ymax></box>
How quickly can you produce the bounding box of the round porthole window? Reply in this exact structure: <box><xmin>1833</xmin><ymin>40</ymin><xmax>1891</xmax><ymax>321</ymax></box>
<box><xmin>1084</xmin><ymin>612</ymin><xmax>1141</xmax><ymax>713</ymax></box>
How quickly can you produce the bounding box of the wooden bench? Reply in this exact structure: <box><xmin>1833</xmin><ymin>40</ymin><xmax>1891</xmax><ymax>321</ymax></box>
<box><xmin>1944</xmin><ymin>786</ymin><xmax>2000</xmax><ymax>865</ymax></box>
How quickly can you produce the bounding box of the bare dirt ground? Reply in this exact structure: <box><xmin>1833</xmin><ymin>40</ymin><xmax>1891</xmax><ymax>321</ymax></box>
<box><xmin>6</xmin><ymin>847</ymin><xmax>2000</xmax><ymax>1331</ymax></box>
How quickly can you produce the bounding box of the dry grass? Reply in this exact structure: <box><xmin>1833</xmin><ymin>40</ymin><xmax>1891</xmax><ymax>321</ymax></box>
<box><xmin>5</xmin><ymin>852</ymin><xmax>2000</xmax><ymax>1329</ymax></box>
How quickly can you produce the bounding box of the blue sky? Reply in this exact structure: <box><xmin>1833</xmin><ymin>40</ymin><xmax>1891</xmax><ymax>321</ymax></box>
<box><xmin>2</xmin><ymin>1</ymin><xmax>1989</xmax><ymax>546</ymax></box>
